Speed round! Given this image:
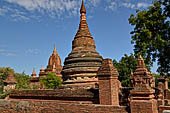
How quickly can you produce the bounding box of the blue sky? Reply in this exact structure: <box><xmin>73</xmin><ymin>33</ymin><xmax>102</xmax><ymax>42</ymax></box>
<box><xmin>0</xmin><ymin>0</ymin><xmax>157</xmax><ymax>75</ymax></box>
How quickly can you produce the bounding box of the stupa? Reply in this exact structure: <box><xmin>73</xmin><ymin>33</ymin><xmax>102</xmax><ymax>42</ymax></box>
<box><xmin>62</xmin><ymin>0</ymin><xmax>103</xmax><ymax>87</ymax></box>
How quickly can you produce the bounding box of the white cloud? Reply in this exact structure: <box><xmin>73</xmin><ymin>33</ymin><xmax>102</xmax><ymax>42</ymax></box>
<box><xmin>6</xmin><ymin>0</ymin><xmax>81</xmax><ymax>16</ymax></box>
<box><xmin>106</xmin><ymin>0</ymin><xmax>151</xmax><ymax>11</ymax></box>
<box><xmin>137</xmin><ymin>2</ymin><xmax>151</xmax><ymax>8</ymax></box>
<box><xmin>0</xmin><ymin>0</ymin><xmax>102</xmax><ymax>21</ymax></box>
<box><xmin>25</xmin><ymin>49</ymin><xmax>41</xmax><ymax>55</ymax></box>
<box><xmin>106</xmin><ymin>2</ymin><xmax>117</xmax><ymax>11</ymax></box>
<box><xmin>0</xmin><ymin>0</ymin><xmax>151</xmax><ymax>21</ymax></box>
<box><xmin>87</xmin><ymin>0</ymin><xmax>100</xmax><ymax>7</ymax></box>
<box><xmin>121</xmin><ymin>2</ymin><xmax>135</xmax><ymax>9</ymax></box>
<box><xmin>0</xmin><ymin>48</ymin><xmax>16</xmax><ymax>56</ymax></box>
<box><xmin>1</xmin><ymin>52</ymin><xmax>16</xmax><ymax>56</ymax></box>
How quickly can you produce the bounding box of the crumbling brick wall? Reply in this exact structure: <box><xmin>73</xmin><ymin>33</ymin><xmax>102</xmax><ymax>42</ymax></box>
<box><xmin>0</xmin><ymin>100</ymin><xmax>129</xmax><ymax>113</ymax></box>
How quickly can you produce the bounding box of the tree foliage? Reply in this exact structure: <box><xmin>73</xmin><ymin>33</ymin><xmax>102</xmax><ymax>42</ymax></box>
<box><xmin>40</xmin><ymin>72</ymin><xmax>62</xmax><ymax>89</ymax></box>
<box><xmin>15</xmin><ymin>72</ymin><xmax>31</xmax><ymax>90</ymax></box>
<box><xmin>129</xmin><ymin>0</ymin><xmax>170</xmax><ymax>75</ymax></box>
<box><xmin>113</xmin><ymin>54</ymin><xmax>138</xmax><ymax>87</ymax></box>
<box><xmin>0</xmin><ymin>67</ymin><xmax>14</xmax><ymax>80</ymax></box>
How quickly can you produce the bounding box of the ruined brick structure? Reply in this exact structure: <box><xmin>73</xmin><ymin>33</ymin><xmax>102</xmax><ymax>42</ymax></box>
<box><xmin>61</xmin><ymin>0</ymin><xmax>103</xmax><ymax>87</ymax></box>
<box><xmin>97</xmin><ymin>59</ymin><xmax>119</xmax><ymax>106</ymax></box>
<box><xmin>130</xmin><ymin>56</ymin><xmax>158</xmax><ymax>113</ymax></box>
<box><xmin>3</xmin><ymin>74</ymin><xmax>16</xmax><ymax>92</ymax></box>
<box><xmin>30</xmin><ymin>68</ymin><xmax>41</xmax><ymax>89</ymax></box>
<box><xmin>1</xmin><ymin>1</ymin><xmax>170</xmax><ymax>113</ymax></box>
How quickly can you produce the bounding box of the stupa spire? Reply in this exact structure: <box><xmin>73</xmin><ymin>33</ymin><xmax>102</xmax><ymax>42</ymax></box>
<box><xmin>32</xmin><ymin>67</ymin><xmax>36</xmax><ymax>74</ymax></box>
<box><xmin>80</xmin><ymin>0</ymin><xmax>86</xmax><ymax>14</ymax></box>
<box><xmin>40</xmin><ymin>65</ymin><xmax>44</xmax><ymax>72</ymax></box>
<box><xmin>31</xmin><ymin>67</ymin><xmax>37</xmax><ymax>77</ymax></box>
<box><xmin>53</xmin><ymin>44</ymin><xmax>57</xmax><ymax>54</ymax></box>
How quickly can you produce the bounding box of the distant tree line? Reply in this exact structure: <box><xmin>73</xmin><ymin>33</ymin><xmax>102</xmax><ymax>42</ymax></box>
<box><xmin>0</xmin><ymin>67</ymin><xmax>62</xmax><ymax>95</ymax></box>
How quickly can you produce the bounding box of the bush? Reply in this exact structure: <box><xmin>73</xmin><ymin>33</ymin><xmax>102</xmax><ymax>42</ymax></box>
<box><xmin>40</xmin><ymin>72</ymin><xmax>62</xmax><ymax>89</ymax></box>
<box><xmin>15</xmin><ymin>72</ymin><xmax>31</xmax><ymax>90</ymax></box>
<box><xmin>32</xmin><ymin>85</ymin><xmax>38</xmax><ymax>90</ymax></box>
<box><xmin>0</xmin><ymin>90</ymin><xmax>12</xmax><ymax>99</ymax></box>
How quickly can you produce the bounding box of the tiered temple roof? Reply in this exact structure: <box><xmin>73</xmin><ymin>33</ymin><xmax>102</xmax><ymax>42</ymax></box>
<box><xmin>130</xmin><ymin>55</ymin><xmax>155</xmax><ymax>87</ymax></box>
<box><xmin>62</xmin><ymin>0</ymin><xmax>103</xmax><ymax>86</ymax></box>
<box><xmin>31</xmin><ymin>68</ymin><xmax>37</xmax><ymax>78</ymax></box>
<box><xmin>130</xmin><ymin>56</ymin><xmax>155</xmax><ymax>100</ymax></box>
<box><xmin>3</xmin><ymin>74</ymin><xmax>16</xmax><ymax>84</ymax></box>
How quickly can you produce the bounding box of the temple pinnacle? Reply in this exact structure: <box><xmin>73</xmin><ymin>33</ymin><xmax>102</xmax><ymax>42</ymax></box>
<box><xmin>137</xmin><ymin>55</ymin><xmax>146</xmax><ymax>68</ymax></box>
<box><xmin>33</xmin><ymin>67</ymin><xmax>36</xmax><ymax>74</ymax></box>
<box><xmin>53</xmin><ymin>44</ymin><xmax>57</xmax><ymax>54</ymax></box>
<box><xmin>80</xmin><ymin>0</ymin><xmax>86</xmax><ymax>14</ymax></box>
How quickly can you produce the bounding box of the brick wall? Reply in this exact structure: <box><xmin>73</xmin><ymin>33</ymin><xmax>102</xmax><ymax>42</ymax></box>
<box><xmin>9</xmin><ymin>89</ymin><xmax>99</xmax><ymax>104</ymax></box>
<box><xmin>130</xmin><ymin>100</ymin><xmax>158</xmax><ymax>113</ymax></box>
<box><xmin>165</xmin><ymin>89</ymin><xmax>170</xmax><ymax>100</ymax></box>
<box><xmin>0</xmin><ymin>100</ymin><xmax>129</xmax><ymax>113</ymax></box>
<box><xmin>159</xmin><ymin>106</ymin><xmax>170</xmax><ymax>113</ymax></box>
<box><xmin>98</xmin><ymin>77</ymin><xmax>119</xmax><ymax>105</ymax></box>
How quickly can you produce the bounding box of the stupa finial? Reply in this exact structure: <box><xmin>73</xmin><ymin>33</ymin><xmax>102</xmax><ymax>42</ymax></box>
<box><xmin>31</xmin><ymin>67</ymin><xmax>37</xmax><ymax>77</ymax></box>
<box><xmin>53</xmin><ymin>44</ymin><xmax>57</xmax><ymax>54</ymax></box>
<box><xmin>80</xmin><ymin>0</ymin><xmax>86</xmax><ymax>14</ymax></box>
<box><xmin>32</xmin><ymin>67</ymin><xmax>36</xmax><ymax>74</ymax></box>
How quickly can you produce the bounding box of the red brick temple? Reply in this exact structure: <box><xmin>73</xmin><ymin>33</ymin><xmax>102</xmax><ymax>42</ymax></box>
<box><xmin>1</xmin><ymin>1</ymin><xmax>170</xmax><ymax>113</ymax></box>
<box><xmin>62</xmin><ymin>0</ymin><xmax>103</xmax><ymax>87</ymax></box>
<box><xmin>29</xmin><ymin>44</ymin><xmax>63</xmax><ymax>89</ymax></box>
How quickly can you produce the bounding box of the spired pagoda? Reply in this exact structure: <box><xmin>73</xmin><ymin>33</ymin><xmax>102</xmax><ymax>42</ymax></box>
<box><xmin>62</xmin><ymin>0</ymin><xmax>103</xmax><ymax>87</ymax></box>
<box><xmin>44</xmin><ymin>44</ymin><xmax>62</xmax><ymax>77</ymax></box>
<box><xmin>29</xmin><ymin>44</ymin><xmax>63</xmax><ymax>89</ymax></box>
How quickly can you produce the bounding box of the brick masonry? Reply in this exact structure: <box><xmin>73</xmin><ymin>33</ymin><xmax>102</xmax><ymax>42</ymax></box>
<box><xmin>98</xmin><ymin>59</ymin><xmax>119</xmax><ymax>106</ymax></box>
<box><xmin>159</xmin><ymin>106</ymin><xmax>170</xmax><ymax>113</ymax></box>
<box><xmin>130</xmin><ymin>100</ymin><xmax>158</xmax><ymax>113</ymax></box>
<box><xmin>165</xmin><ymin>89</ymin><xmax>170</xmax><ymax>100</ymax></box>
<box><xmin>0</xmin><ymin>100</ymin><xmax>129</xmax><ymax>113</ymax></box>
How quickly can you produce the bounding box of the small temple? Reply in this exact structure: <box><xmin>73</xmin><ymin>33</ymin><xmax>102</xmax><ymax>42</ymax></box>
<box><xmin>3</xmin><ymin>74</ymin><xmax>16</xmax><ymax>92</ymax></box>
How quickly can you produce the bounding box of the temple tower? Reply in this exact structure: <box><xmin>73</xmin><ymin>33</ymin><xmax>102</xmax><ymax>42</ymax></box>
<box><xmin>45</xmin><ymin>44</ymin><xmax>62</xmax><ymax>77</ymax></box>
<box><xmin>62</xmin><ymin>0</ymin><xmax>103</xmax><ymax>87</ymax></box>
<box><xmin>30</xmin><ymin>68</ymin><xmax>40</xmax><ymax>89</ymax></box>
<box><xmin>130</xmin><ymin>56</ymin><xmax>158</xmax><ymax>113</ymax></box>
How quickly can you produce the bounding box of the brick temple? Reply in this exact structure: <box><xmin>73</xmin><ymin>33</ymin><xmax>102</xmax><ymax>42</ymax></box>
<box><xmin>62</xmin><ymin>0</ymin><xmax>103</xmax><ymax>87</ymax></box>
<box><xmin>1</xmin><ymin>0</ymin><xmax>170</xmax><ymax>113</ymax></box>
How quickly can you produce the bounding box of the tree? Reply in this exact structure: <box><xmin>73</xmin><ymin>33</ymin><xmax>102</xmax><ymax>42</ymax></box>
<box><xmin>15</xmin><ymin>72</ymin><xmax>31</xmax><ymax>90</ymax></box>
<box><xmin>113</xmin><ymin>54</ymin><xmax>138</xmax><ymax>87</ymax></box>
<box><xmin>153</xmin><ymin>73</ymin><xmax>159</xmax><ymax>87</ymax></box>
<box><xmin>128</xmin><ymin>0</ymin><xmax>170</xmax><ymax>75</ymax></box>
<box><xmin>40</xmin><ymin>72</ymin><xmax>62</xmax><ymax>89</ymax></box>
<box><xmin>0</xmin><ymin>67</ymin><xmax>14</xmax><ymax>80</ymax></box>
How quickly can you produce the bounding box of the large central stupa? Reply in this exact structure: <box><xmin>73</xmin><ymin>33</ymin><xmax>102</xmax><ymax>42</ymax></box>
<box><xmin>62</xmin><ymin>0</ymin><xmax>103</xmax><ymax>87</ymax></box>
